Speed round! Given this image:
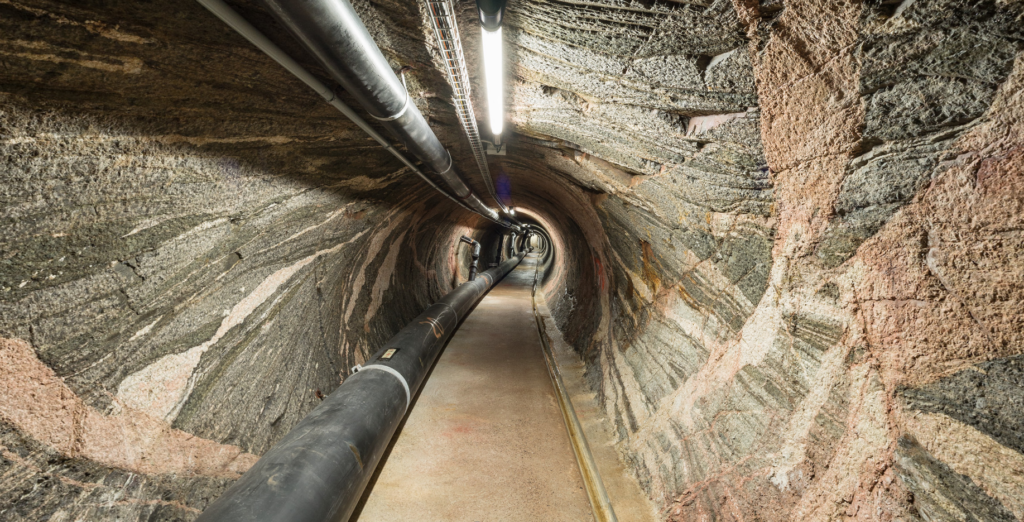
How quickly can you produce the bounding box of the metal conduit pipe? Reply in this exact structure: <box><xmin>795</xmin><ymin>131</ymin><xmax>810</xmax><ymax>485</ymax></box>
<box><xmin>259</xmin><ymin>0</ymin><xmax>513</xmax><ymax>228</ymax></box>
<box><xmin>459</xmin><ymin>235</ymin><xmax>481</xmax><ymax>281</ymax></box>
<box><xmin>197</xmin><ymin>251</ymin><xmax>527</xmax><ymax>522</ymax></box>
<box><xmin>195</xmin><ymin>0</ymin><xmax>511</xmax><ymax>228</ymax></box>
<box><xmin>424</xmin><ymin>0</ymin><xmax>520</xmax><ymax>225</ymax></box>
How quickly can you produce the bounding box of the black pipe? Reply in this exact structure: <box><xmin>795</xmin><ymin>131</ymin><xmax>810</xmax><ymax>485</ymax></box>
<box><xmin>260</xmin><ymin>0</ymin><xmax>509</xmax><ymax>226</ymax></box>
<box><xmin>197</xmin><ymin>252</ymin><xmax>526</xmax><ymax>522</ymax></box>
<box><xmin>459</xmin><ymin>235</ymin><xmax>481</xmax><ymax>281</ymax></box>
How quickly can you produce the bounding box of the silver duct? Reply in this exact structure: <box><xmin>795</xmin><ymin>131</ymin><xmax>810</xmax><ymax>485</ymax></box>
<box><xmin>196</xmin><ymin>0</ymin><xmax>515</xmax><ymax>228</ymax></box>
<box><xmin>260</xmin><ymin>0</ymin><xmax>515</xmax><ymax>228</ymax></box>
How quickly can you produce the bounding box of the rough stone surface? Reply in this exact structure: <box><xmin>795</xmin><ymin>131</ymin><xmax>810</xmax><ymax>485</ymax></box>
<box><xmin>1</xmin><ymin>0</ymin><xmax>498</xmax><ymax>517</ymax></box>
<box><xmin>903</xmin><ymin>355</ymin><xmax>1024</xmax><ymax>455</ymax></box>
<box><xmin>503</xmin><ymin>0</ymin><xmax>1024</xmax><ymax>520</ymax></box>
<box><xmin>2</xmin><ymin>0</ymin><xmax>1023</xmax><ymax>520</ymax></box>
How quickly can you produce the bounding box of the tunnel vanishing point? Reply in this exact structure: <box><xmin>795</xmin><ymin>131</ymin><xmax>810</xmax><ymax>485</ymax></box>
<box><xmin>2</xmin><ymin>0</ymin><xmax>1024</xmax><ymax>520</ymax></box>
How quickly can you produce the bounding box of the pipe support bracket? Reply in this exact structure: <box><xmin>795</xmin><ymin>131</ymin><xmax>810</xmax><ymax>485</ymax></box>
<box><xmin>368</xmin><ymin>89</ymin><xmax>411</xmax><ymax>122</ymax></box>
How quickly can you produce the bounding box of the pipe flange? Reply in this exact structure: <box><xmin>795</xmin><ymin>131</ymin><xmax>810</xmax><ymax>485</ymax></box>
<box><xmin>436</xmin><ymin>301</ymin><xmax>459</xmax><ymax>324</ymax></box>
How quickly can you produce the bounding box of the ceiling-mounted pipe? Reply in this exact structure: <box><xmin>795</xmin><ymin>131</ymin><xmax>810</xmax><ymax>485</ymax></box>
<box><xmin>259</xmin><ymin>0</ymin><xmax>517</xmax><ymax>230</ymax></box>
<box><xmin>424</xmin><ymin>0</ymin><xmax>519</xmax><ymax>223</ymax></box>
<box><xmin>195</xmin><ymin>0</ymin><xmax>510</xmax><ymax>227</ymax></box>
<box><xmin>196</xmin><ymin>251</ymin><xmax>527</xmax><ymax>522</ymax></box>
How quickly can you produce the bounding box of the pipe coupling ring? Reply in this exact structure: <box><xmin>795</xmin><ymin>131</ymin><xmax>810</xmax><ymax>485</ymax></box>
<box><xmin>370</xmin><ymin>88</ymin><xmax>411</xmax><ymax>122</ymax></box>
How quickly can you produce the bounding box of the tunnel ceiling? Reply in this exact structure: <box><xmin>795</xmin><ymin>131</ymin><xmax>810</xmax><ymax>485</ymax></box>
<box><xmin>2</xmin><ymin>0</ymin><xmax>1024</xmax><ymax>521</ymax></box>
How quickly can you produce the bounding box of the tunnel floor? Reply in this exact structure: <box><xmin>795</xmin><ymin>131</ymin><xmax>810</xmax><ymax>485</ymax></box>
<box><xmin>354</xmin><ymin>253</ymin><xmax>594</xmax><ymax>521</ymax></box>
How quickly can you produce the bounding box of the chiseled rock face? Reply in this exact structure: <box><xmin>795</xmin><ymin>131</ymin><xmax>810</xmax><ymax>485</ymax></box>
<box><xmin>504</xmin><ymin>0</ymin><xmax>1024</xmax><ymax>520</ymax></box>
<box><xmin>0</xmin><ymin>0</ymin><xmax>491</xmax><ymax>518</ymax></box>
<box><xmin>1</xmin><ymin>0</ymin><xmax>1023</xmax><ymax>520</ymax></box>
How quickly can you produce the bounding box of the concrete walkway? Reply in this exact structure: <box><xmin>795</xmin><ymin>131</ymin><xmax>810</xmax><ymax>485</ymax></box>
<box><xmin>353</xmin><ymin>254</ymin><xmax>593</xmax><ymax>522</ymax></box>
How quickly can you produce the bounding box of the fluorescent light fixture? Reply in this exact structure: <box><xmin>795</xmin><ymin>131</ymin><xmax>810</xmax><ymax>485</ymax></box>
<box><xmin>481</xmin><ymin>26</ymin><xmax>503</xmax><ymax>136</ymax></box>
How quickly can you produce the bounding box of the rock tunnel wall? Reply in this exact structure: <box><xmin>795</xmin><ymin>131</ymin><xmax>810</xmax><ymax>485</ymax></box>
<box><xmin>0</xmin><ymin>0</ymin><xmax>500</xmax><ymax>518</ymax></box>
<box><xmin>504</xmin><ymin>0</ymin><xmax>1024</xmax><ymax>520</ymax></box>
<box><xmin>1</xmin><ymin>0</ymin><xmax>1023</xmax><ymax>521</ymax></box>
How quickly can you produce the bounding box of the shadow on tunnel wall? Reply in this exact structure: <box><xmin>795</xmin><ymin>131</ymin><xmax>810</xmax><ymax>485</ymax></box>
<box><xmin>0</xmin><ymin>0</ymin><xmax>503</xmax><ymax>519</ymax></box>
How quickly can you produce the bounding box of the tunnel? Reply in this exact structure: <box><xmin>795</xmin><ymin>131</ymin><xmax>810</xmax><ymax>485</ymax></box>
<box><xmin>2</xmin><ymin>0</ymin><xmax>1024</xmax><ymax>520</ymax></box>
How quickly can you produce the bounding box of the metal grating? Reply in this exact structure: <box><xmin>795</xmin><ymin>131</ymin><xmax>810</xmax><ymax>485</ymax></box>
<box><xmin>425</xmin><ymin>0</ymin><xmax>509</xmax><ymax>214</ymax></box>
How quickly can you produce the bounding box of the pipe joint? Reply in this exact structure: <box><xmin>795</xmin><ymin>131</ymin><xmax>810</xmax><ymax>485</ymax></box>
<box><xmin>368</xmin><ymin>89</ymin><xmax>411</xmax><ymax>121</ymax></box>
<box><xmin>437</xmin><ymin>150</ymin><xmax>455</xmax><ymax>177</ymax></box>
<box><xmin>359</xmin><ymin>364</ymin><xmax>411</xmax><ymax>410</ymax></box>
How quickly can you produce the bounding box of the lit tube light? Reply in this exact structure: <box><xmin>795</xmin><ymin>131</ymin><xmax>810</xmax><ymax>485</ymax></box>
<box><xmin>481</xmin><ymin>26</ymin><xmax>503</xmax><ymax>136</ymax></box>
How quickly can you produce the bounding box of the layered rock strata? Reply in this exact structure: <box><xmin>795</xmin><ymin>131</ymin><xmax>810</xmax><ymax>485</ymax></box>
<box><xmin>1</xmin><ymin>0</ymin><xmax>1022</xmax><ymax>520</ymax></box>
<box><xmin>503</xmin><ymin>0</ymin><xmax>1024</xmax><ymax>519</ymax></box>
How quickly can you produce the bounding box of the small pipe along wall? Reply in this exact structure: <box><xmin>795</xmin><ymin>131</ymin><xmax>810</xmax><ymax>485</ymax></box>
<box><xmin>458</xmin><ymin>235</ymin><xmax>481</xmax><ymax>281</ymax></box>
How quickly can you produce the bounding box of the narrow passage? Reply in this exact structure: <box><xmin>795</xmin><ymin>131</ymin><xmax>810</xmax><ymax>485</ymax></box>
<box><xmin>354</xmin><ymin>253</ymin><xmax>593</xmax><ymax>521</ymax></box>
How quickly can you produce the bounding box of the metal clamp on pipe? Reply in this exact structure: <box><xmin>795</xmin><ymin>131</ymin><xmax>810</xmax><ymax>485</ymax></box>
<box><xmin>368</xmin><ymin>89</ymin><xmax>411</xmax><ymax>121</ymax></box>
<box><xmin>459</xmin><ymin>235</ymin><xmax>481</xmax><ymax>281</ymax></box>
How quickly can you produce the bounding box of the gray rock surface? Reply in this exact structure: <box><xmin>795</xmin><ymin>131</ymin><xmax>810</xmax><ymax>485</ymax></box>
<box><xmin>2</xmin><ymin>0</ymin><xmax>1023</xmax><ymax>520</ymax></box>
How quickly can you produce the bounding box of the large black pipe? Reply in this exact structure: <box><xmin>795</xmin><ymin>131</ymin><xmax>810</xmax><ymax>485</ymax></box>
<box><xmin>196</xmin><ymin>252</ymin><xmax>526</xmax><ymax>522</ymax></box>
<box><xmin>260</xmin><ymin>0</ymin><xmax>509</xmax><ymax>226</ymax></box>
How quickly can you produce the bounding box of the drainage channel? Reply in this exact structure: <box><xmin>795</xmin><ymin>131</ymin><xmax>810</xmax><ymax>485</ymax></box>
<box><xmin>531</xmin><ymin>262</ymin><xmax>618</xmax><ymax>522</ymax></box>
